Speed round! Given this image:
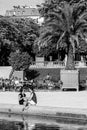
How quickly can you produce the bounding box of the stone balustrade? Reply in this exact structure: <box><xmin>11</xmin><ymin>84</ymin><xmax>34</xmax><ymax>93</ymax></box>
<box><xmin>30</xmin><ymin>61</ymin><xmax>87</xmax><ymax>68</ymax></box>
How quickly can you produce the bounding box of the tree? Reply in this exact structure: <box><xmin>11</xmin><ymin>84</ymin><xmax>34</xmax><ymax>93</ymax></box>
<box><xmin>9</xmin><ymin>52</ymin><xmax>31</xmax><ymax>71</ymax></box>
<box><xmin>10</xmin><ymin>18</ymin><xmax>40</xmax><ymax>57</ymax></box>
<box><xmin>0</xmin><ymin>40</ymin><xmax>11</xmax><ymax>66</ymax></box>
<box><xmin>0</xmin><ymin>17</ymin><xmax>20</xmax><ymax>66</ymax></box>
<box><xmin>0</xmin><ymin>17</ymin><xmax>40</xmax><ymax>65</ymax></box>
<box><xmin>37</xmin><ymin>0</ymin><xmax>87</xmax><ymax>69</ymax></box>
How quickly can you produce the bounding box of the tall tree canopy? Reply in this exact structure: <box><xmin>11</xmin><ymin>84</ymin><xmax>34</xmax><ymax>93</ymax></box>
<box><xmin>9</xmin><ymin>18</ymin><xmax>40</xmax><ymax>57</ymax></box>
<box><xmin>37</xmin><ymin>0</ymin><xmax>87</xmax><ymax>69</ymax></box>
<box><xmin>0</xmin><ymin>17</ymin><xmax>20</xmax><ymax>66</ymax></box>
<box><xmin>0</xmin><ymin>17</ymin><xmax>40</xmax><ymax>67</ymax></box>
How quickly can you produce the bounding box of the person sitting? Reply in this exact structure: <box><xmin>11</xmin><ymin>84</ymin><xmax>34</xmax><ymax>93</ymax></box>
<box><xmin>18</xmin><ymin>88</ymin><xmax>26</xmax><ymax>105</ymax></box>
<box><xmin>46</xmin><ymin>73</ymin><xmax>51</xmax><ymax>80</ymax></box>
<box><xmin>22</xmin><ymin>87</ymin><xmax>37</xmax><ymax>111</ymax></box>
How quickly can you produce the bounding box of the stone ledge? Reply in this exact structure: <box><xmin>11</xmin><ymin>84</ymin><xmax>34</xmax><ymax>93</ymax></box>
<box><xmin>0</xmin><ymin>104</ymin><xmax>87</xmax><ymax>125</ymax></box>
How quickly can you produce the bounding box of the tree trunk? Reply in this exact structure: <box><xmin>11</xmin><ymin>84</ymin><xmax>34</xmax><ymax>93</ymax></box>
<box><xmin>65</xmin><ymin>44</ymin><xmax>75</xmax><ymax>70</ymax></box>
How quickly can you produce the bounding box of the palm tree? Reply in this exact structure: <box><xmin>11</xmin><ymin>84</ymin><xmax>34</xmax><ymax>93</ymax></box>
<box><xmin>38</xmin><ymin>0</ymin><xmax>87</xmax><ymax>70</ymax></box>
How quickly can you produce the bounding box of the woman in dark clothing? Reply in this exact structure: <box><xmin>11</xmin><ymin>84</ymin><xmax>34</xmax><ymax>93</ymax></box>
<box><xmin>18</xmin><ymin>88</ymin><xmax>26</xmax><ymax>105</ymax></box>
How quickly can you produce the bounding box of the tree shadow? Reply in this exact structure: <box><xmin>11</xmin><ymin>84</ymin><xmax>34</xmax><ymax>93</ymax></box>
<box><xmin>25</xmin><ymin>69</ymin><xmax>40</xmax><ymax>80</ymax></box>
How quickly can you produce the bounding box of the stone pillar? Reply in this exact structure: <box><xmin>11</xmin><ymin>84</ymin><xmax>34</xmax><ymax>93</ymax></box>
<box><xmin>49</xmin><ymin>56</ymin><xmax>52</xmax><ymax>61</ymax></box>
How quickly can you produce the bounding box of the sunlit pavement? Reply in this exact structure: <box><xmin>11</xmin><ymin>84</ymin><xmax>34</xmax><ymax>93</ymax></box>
<box><xmin>0</xmin><ymin>91</ymin><xmax>87</xmax><ymax>109</ymax></box>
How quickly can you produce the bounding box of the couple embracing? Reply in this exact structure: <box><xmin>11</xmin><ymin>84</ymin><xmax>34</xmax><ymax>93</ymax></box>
<box><xmin>18</xmin><ymin>87</ymin><xmax>37</xmax><ymax>111</ymax></box>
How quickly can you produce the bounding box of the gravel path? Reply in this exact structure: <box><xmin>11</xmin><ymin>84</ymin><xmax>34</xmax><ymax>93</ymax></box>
<box><xmin>0</xmin><ymin>91</ymin><xmax>87</xmax><ymax>109</ymax></box>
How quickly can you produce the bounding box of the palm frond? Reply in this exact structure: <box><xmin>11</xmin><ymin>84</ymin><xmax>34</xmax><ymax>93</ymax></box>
<box><xmin>73</xmin><ymin>0</ymin><xmax>87</xmax><ymax>18</ymax></box>
<box><xmin>39</xmin><ymin>35</ymin><xmax>53</xmax><ymax>49</ymax></box>
<box><xmin>70</xmin><ymin>35</ymin><xmax>79</xmax><ymax>45</ymax></box>
<box><xmin>79</xmin><ymin>11</ymin><xmax>87</xmax><ymax>20</ymax></box>
<box><xmin>53</xmin><ymin>32</ymin><xmax>60</xmax><ymax>37</ymax></box>
<box><xmin>47</xmin><ymin>12</ymin><xmax>63</xmax><ymax>22</ymax></box>
<box><xmin>58</xmin><ymin>3</ymin><xmax>73</xmax><ymax>33</ymax></box>
<box><xmin>46</xmin><ymin>21</ymin><xmax>65</xmax><ymax>31</ymax></box>
<box><xmin>74</xmin><ymin>18</ymin><xmax>87</xmax><ymax>32</ymax></box>
<box><xmin>57</xmin><ymin>31</ymin><xmax>66</xmax><ymax>49</ymax></box>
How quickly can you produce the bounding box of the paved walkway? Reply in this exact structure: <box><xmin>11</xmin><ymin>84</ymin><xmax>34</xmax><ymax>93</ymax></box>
<box><xmin>0</xmin><ymin>91</ymin><xmax>87</xmax><ymax>109</ymax></box>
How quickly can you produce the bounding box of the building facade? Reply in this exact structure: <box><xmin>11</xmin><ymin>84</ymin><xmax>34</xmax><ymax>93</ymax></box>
<box><xmin>5</xmin><ymin>5</ymin><xmax>44</xmax><ymax>25</ymax></box>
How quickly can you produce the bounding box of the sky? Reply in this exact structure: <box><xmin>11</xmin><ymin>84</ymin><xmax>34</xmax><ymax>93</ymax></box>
<box><xmin>0</xmin><ymin>0</ymin><xmax>44</xmax><ymax>15</ymax></box>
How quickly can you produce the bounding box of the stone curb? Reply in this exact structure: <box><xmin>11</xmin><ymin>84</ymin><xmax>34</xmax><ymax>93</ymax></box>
<box><xmin>0</xmin><ymin>104</ymin><xmax>87</xmax><ymax>125</ymax></box>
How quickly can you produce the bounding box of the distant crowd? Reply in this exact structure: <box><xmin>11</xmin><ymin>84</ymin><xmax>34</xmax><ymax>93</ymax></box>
<box><xmin>0</xmin><ymin>77</ymin><xmax>34</xmax><ymax>91</ymax></box>
<box><xmin>0</xmin><ymin>73</ymin><xmax>63</xmax><ymax>92</ymax></box>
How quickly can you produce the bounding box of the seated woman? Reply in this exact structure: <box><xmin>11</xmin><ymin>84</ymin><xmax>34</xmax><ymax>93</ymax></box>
<box><xmin>22</xmin><ymin>87</ymin><xmax>37</xmax><ymax>111</ymax></box>
<box><xmin>18</xmin><ymin>88</ymin><xmax>26</xmax><ymax>105</ymax></box>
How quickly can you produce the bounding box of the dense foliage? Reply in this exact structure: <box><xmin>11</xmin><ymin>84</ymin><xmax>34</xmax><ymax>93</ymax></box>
<box><xmin>36</xmin><ymin>0</ymin><xmax>87</xmax><ymax>69</ymax></box>
<box><xmin>0</xmin><ymin>17</ymin><xmax>19</xmax><ymax>66</ymax></box>
<box><xmin>10</xmin><ymin>18</ymin><xmax>40</xmax><ymax>56</ymax></box>
<box><xmin>9</xmin><ymin>51</ymin><xmax>31</xmax><ymax>71</ymax></box>
<box><xmin>0</xmin><ymin>17</ymin><xmax>40</xmax><ymax>69</ymax></box>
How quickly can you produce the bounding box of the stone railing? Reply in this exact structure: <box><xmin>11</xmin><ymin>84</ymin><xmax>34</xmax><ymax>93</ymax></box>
<box><xmin>75</xmin><ymin>61</ymin><xmax>87</xmax><ymax>68</ymax></box>
<box><xmin>30</xmin><ymin>60</ymin><xmax>87</xmax><ymax>68</ymax></box>
<box><xmin>30</xmin><ymin>61</ymin><xmax>65</xmax><ymax>68</ymax></box>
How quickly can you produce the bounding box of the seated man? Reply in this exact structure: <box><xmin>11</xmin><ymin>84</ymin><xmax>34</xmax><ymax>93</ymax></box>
<box><xmin>46</xmin><ymin>73</ymin><xmax>51</xmax><ymax>80</ymax></box>
<box><xmin>22</xmin><ymin>88</ymin><xmax>37</xmax><ymax>111</ymax></box>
